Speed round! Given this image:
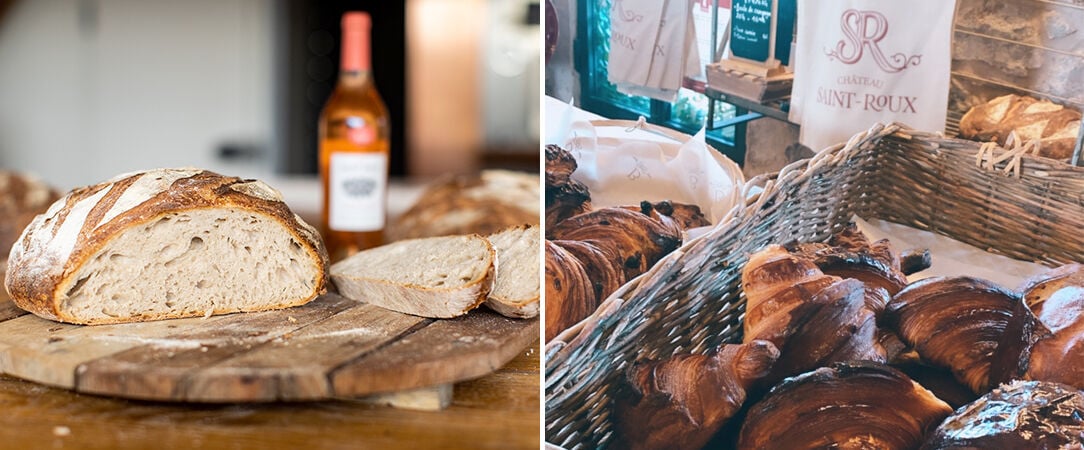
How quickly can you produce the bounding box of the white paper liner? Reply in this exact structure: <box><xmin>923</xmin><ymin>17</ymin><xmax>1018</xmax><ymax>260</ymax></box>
<box><xmin>551</xmin><ymin>106</ymin><xmax>745</xmax><ymax>232</ymax></box>
<box><xmin>854</xmin><ymin>216</ymin><xmax>1049</xmax><ymax>290</ymax></box>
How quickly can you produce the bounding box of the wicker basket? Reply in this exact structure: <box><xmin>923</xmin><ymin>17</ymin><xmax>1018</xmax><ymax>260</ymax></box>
<box><xmin>543</xmin><ymin>123</ymin><xmax>1084</xmax><ymax>449</ymax></box>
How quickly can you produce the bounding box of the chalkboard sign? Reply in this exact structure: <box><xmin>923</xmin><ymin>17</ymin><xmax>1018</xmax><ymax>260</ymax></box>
<box><xmin>774</xmin><ymin>0</ymin><xmax>796</xmax><ymax>66</ymax></box>
<box><xmin>730</xmin><ymin>0</ymin><xmax>774</xmax><ymax>63</ymax></box>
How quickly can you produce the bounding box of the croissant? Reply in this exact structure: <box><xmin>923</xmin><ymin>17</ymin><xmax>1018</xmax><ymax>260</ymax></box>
<box><xmin>549</xmin><ymin>208</ymin><xmax>682</xmax><ymax>281</ymax></box>
<box><xmin>785</xmin><ymin>224</ymin><xmax>911</xmax><ymax>295</ymax></box>
<box><xmin>614</xmin><ymin>340</ymin><xmax>780</xmax><ymax>450</ymax></box>
<box><xmin>545</xmin><ymin>144</ymin><xmax>577</xmax><ymax>187</ymax></box>
<box><xmin>544</xmin><ymin>240</ymin><xmax>596</xmax><ymax>341</ymax></box>
<box><xmin>544</xmin><ymin>144</ymin><xmax>709</xmax><ymax>341</ymax></box>
<box><xmin>1019</xmin><ymin>263</ymin><xmax>1084</xmax><ymax>320</ymax></box>
<box><xmin>893</xmin><ymin>360</ymin><xmax>979</xmax><ymax>410</ymax></box>
<box><xmin>1019</xmin><ymin>264</ymin><xmax>1084</xmax><ymax>389</ymax></box>
<box><xmin>544</xmin><ymin>144</ymin><xmax>592</xmax><ymax>232</ymax></box>
<box><xmin>738</xmin><ymin>362</ymin><xmax>953</xmax><ymax>450</ymax></box>
<box><xmin>923</xmin><ymin>380</ymin><xmax>1084</xmax><ymax>449</ymax></box>
<box><xmin>783</xmin><ymin>227</ymin><xmax>920</xmax><ymax>362</ymax></box>
<box><xmin>741</xmin><ymin>245</ymin><xmax>838</xmax><ymax>338</ymax></box>
<box><xmin>884</xmin><ymin>276</ymin><xmax>1043</xmax><ymax>393</ymax></box>
<box><xmin>742</xmin><ymin>246</ymin><xmax>886</xmax><ymax>384</ymax></box>
<box><xmin>550</xmin><ymin>239</ymin><xmax>626</xmax><ymax>308</ymax></box>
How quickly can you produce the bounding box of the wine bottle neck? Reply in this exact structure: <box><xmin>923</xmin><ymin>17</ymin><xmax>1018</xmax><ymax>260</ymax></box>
<box><xmin>340</xmin><ymin>13</ymin><xmax>371</xmax><ymax>72</ymax></box>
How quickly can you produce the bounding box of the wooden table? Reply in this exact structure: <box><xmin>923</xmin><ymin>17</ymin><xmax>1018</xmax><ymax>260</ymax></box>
<box><xmin>0</xmin><ymin>281</ymin><xmax>538</xmax><ymax>449</ymax></box>
<box><xmin>0</xmin><ymin>178</ymin><xmax>540</xmax><ymax>448</ymax></box>
<box><xmin>0</xmin><ymin>332</ymin><xmax>540</xmax><ymax>449</ymax></box>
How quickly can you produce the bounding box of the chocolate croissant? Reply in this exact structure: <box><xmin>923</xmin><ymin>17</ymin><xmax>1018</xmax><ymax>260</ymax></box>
<box><xmin>545</xmin><ymin>144</ymin><xmax>577</xmax><ymax>187</ymax></box>
<box><xmin>785</xmin><ymin>224</ymin><xmax>911</xmax><ymax>295</ymax></box>
<box><xmin>620</xmin><ymin>200</ymin><xmax>712</xmax><ymax>231</ymax></box>
<box><xmin>738</xmin><ymin>362</ymin><xmax>953</xmax><ymax>450</ymax></box>
<box><xmin>549</xmin><ymin>208</ymin><xmax>682</xmax><ymax>281</ymax></box>
<box><xmin>923</xmin><ymin>380</ymin><xmax>1084</xmax><ymax>449</ymax></box>
<box><xmin>545</xmin><ymin>181</ymin><xmax>592</xmax><ymax>233</ymax></box>
<box><xmin>1019</xmin><ymin>264</ymin><xmax>1084</xmax><ymax>389</ymax></box>
<box><xmin>614</xmin><ymin>340</ymin><xmax>780</xmax><ymax>450</ymax></box>
<box><xmin>550</xmin><ymin>239</ymin><xmax>624</xmax><ymax>307</ymax></box>
<box><xmin>884</xmin><ymin>276</ymin><xmax>1043</xmax><ymax>393</ymax></box>
<box><xmin>544</xmin><ymin>144</ymin><xmax>592</xmax><ymax>232</ymax></box>
<box><xmin>544</xmin><ymin>240</ymin><xmax>596</xmax><ymax>341</ymax></box>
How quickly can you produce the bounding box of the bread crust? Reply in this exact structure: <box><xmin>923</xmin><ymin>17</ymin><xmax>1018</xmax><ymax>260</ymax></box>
<box><xmin>5</xmin><ymin>169</ymin><xmax>329</xmax><ymax>324</ymax></box>
<box><xmin>483</xmin><ymin>224</ymin><xmax>541</xmax><ymax>319</ymax></box>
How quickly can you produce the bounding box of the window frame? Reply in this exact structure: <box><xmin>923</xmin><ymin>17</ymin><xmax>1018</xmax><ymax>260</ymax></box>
<box><xmin>573</xmin><ymin>0</ymin><xmax>742</xmax><ymax>161</ymax></box>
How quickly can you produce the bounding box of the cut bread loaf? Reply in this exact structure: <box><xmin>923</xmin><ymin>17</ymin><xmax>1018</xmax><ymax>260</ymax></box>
<box><xmin>4</xmin><ymin>168</ymin><xmax>329</xmax><ymax>325</ymax></box>
<box><xmin>329</xmin><ymin>234</ymin><xmax>496</xmax><ymax>318</ymax></box>
<box><xmin>484</xmin><ymin>225</ymin><xmax>540</xmax><ymax>319</ymax></box>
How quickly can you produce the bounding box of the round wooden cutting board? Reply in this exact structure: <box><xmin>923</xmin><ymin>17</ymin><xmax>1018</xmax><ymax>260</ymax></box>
<box><xmin>0</xmin><ymin>293</ymin><xmax>539</xmax><ymax>402</ymax></box>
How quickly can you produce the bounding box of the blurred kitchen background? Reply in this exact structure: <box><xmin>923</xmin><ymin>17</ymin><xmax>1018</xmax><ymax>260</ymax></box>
<box><xmin>0</xmin><ymin>0</ymin><xmax>540</xmax><ymax>190</ymax></box>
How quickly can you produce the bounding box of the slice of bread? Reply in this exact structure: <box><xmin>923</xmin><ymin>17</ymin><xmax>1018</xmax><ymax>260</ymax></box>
<box><xmin>485</xmin><ymin>225</ymin><xmax>540</xmax><ymax>319</ymax></box>
<box><xmin>5</xmin><ymin>168</ymin><xmax>329</xmax><ymax>325</ymax></box>
<box><xmin>329</xmin><ymin>235</ymin><xmax>495</xmax><ymax>318</ymax></box>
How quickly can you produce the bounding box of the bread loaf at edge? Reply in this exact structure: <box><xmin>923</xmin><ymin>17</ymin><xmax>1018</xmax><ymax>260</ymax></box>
<box><xmin>388</xmin><ymin>170</ymin><xmax>539</xmax><ymax>241</ymax></box>
<box><xmin>0</xmin><ymin>171</ymin><xmax>61</xmax><ymax>258</ymax></box>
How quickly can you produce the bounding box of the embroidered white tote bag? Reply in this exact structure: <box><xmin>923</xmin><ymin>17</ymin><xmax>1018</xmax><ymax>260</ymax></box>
<box><xmin>789</xmin><ymin>1</ymin><xmax>957</xmax><ymax>152</ymax></box>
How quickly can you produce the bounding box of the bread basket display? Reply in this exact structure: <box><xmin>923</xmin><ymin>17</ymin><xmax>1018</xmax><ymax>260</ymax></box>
<box><xmin>545</xmin><ymin>118</ymin><xmax>745</xmax><ymax>343</ymax></box>
<box><xmin>544</xmin><ymin>123</ymin><xmax>1084</xmax><ymax>449</ymax></box>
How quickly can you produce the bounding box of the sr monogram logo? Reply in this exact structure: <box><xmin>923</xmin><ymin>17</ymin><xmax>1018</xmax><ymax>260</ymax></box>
<box><xmin>825</xmin><ymin>9</ymin><xmax>921</xmax><ymax>73</ymax></box>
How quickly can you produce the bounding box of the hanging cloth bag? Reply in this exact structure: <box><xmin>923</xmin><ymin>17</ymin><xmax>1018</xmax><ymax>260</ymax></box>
<box><xmin>789</xmin><ymin>0</ymin><xmax>957</xmax><ymax>152</ymax></box>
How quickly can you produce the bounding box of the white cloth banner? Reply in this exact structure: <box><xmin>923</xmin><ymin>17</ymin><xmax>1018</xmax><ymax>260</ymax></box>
<box><xmin>608</xmin><ymin>0</ymin><xmax>700</xmax><ymax>102</ymax></box>
<box><xmin>789</xmin><ymin>1</ymin><xmax>957</xmax><ymax>152</ymax></box>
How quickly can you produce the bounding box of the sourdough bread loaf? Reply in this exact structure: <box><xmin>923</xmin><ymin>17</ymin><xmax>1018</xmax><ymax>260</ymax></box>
<box><xmin>388</xmin><ymin>170</ymin><xmax>539</xmax><ymax>241</ymax></box>
<box><xmin>959</xmin><ymin>94</ymin><xmax>1082</xmax><ymax>160</ymax></box>
<box><xmin>4</xmin><ymin>168</ymin><xmax>329</xmax><ymax>325</ymax></box>
<box><xmin>329</xmin><ymin>234</ymin><xmax>496</xmax><ymax>318</ymax></box>
<box><xmin>484</xmin><ymin>225</ymin><xmax>540</xmax><ymax>319</ymax></box>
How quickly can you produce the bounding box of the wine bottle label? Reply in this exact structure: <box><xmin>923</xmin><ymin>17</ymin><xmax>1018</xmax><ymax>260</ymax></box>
<box><xmin>328</xmin><ymin>152</ymin><xmax>387</xmax><ymax>231</ymax></box>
